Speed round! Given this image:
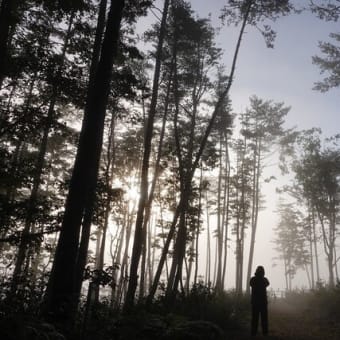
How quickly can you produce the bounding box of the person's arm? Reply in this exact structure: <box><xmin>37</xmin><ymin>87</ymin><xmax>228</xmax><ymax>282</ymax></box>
<box><xmin>250</xmin><ymin>277</ymin><xmax>255</xmax><ymax>287</ymax></box>
<box><xmin>265</xmin><ymin>278</ymin><xmax>269</xmax><ymax>287</ymax></box>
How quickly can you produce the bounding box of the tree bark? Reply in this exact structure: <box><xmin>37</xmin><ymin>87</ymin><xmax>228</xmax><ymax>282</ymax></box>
<box><xmin>124</xmin><ymin>0</ymin><xmax>170</xmax><ymax>311</ymax></box>
<box><xmin>215</xmin><ymin>137</ymin><xmax>223</xmax><ymax>291</ymax></box>
<box><xmin>222</xmin><ymin>134</ymin><xmax>231</xmax><ymax>286</ymax></box>
<box><xmin>12</xmin><ymin>11</ymin><xmax>75</xmax><ymax>291</ymax></box>
<box><xmin>43</xmin><ymin>0</ymin><xmax>124</xmax><ymax>323</ymax></box>
<box><xmin>73</xmin><ymin>0</ymin><xmax>108</xmax><ymax>306</ymax></box>
<box><xmin>138</xmin><ymin>63</ymin><xmax>172</xmax><ymax>301</ymax></box>
<box><xmin>312</xmin><ymin>206</ymin><xmax>320</xmax><ymax>282</ymax></box>
<box><xmin>148</xmin><ymin>0</ymin><xmax>253</xmax><ymax>303</ymax></box>
<box><xmin>246</xmin><ymin>137</ymin><xmax>261</xmax><ymax>294</ymax></box>
<box><xmin>0</xmin><ymin>0</ymin><xmax>18</xmax><ymax>88</ymax></box>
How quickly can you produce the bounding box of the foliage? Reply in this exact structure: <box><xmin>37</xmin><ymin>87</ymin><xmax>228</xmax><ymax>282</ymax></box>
<box><xmin>310</xmin><ymin>0</ymin><xmax>340</xmax><ymax>21</ymax></box>
<box><xmin>273</xmin><ymin>201</ymin><xmax>310</xmax><ymax>289</ymax></box>
<box><xmin>313</xmin><ymin>32</ymin><xmax>340</xmax><ymax>92</ymax></box>
<box><xmin>0</xmin><ymin>280</ymin><xmax>251</xmax><ymax>340</ymax></box>
<box><xmin>220</xmin><ymin>0</ymin><xmax>294</xmax><ymax>48</ymax></box>
<box><xmin>79</xmin><ymin>283</ymin><xmax>250</xmax><ymax>340</ymax></box>
<box><xmin>0</xmin><ymin>271</ymin><xmax>66</xmax><ymax>340</ymax></box>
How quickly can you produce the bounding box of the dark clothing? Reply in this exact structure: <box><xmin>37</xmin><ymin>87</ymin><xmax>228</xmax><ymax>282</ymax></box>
<box><xmin>250</xmin><ymin>275</ymin><xmax>269</xmax><ymax>336</ymax></box>
<box><xmin>250</xmin><ymin>276</ymin><xmax>269</xmax><ymax>306</ymax></box>
<box><xmin>251</xmin><ymin>304</ymin><xmax>268</xmax><ymax>336</ymax></box>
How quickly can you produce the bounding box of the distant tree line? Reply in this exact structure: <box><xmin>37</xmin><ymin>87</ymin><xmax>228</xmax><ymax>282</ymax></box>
<box><xmin>273</xmin><ymin>0</ymin><xmax>340</xmax><ymax>291</ymax></box>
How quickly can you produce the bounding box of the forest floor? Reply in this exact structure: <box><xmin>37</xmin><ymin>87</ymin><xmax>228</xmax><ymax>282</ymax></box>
<box><xmin>226</xmin><ymin>299</ymin><xmax>340</xmax><ymax>340</ymax></box>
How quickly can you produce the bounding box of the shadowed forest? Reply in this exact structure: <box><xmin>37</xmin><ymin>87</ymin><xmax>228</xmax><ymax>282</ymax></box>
<box><xmin>1</xmin><ymin>0</ymin><xmax>340</xmax><ymax>339</ymax></box>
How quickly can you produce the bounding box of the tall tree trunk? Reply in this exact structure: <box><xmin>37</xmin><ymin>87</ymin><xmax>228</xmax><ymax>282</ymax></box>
<box><xmin>312</xmin><ymin>206</ymin><xmax>320</xmax><ymax>282</ymax></box>
<box><xmin>328</xmin><ymin>219</ymin><xmax>335</xmax><ymax>288</ymax></box>
<box><xmin>147</xmin><ymin>202</ymin><xmax>181</xmax><ymax>303</ymax></box>
<box><xmin>43</xmin><ymin>0</ymin><xmax>124</xmax><ymax>324</ymax></box>
<box><xmin>115</xmin><ymin>205</ymin><xmax>134</xmax><ymax>308</ymax></box>
<box><xmin>138</xmin><ymin>63</ymin><xmax>172</xmax><ymax>301</ymax></box>
<box><xmin>284</xmin><ymin>258</ymin><xmax>288</xmax><ymax>291</ymax></box>
<box><xmin>124</xmin><ymin>0</ymin><xmax>170</xmax><ymax>311</ymax></box>
<box><xmin>304</xmin><ymin>263</ymin><xmax>312</xmax><ymax>289</ymax></box>
<box><xmin>93</xmin><ymin>112</ymin><xmax>116</xmax><ymax>303</ymax></box>
<box><xmin>246</xmin><ymin>138</ymin><xmax>261</xmax><ymax>294</ymax></box>
<box><xmin>215</xmin><ymin>136</ymin><xmax>223</xmax><ymax>291</ymax></box>
<box><xmin>222</xmin><ymin>134</ymin><xmax>231</xmax><ymax>286</ymax></box>
<box><xmin>166</xmin><ymin>190</ymin><xmax>189</xmax><ymax>298</ymax></box>
<box><xmin>308</xmin><ymin>206</ymin><xmax>315</xmax><ymax>289</ymax></box>
<box><xmin>0</xmin><ymin>71</ymin><xmax>35</xmax><ymax>245</ymax></box>
<box><xmin>110</xmin><ymin>223</ymin><xmax>123</xmax><ymax>307</ymax></box>
<box><xmin>147</xmin><ymin>217</ymin><xmax>154</xmax><ymax>291</ymax></box>
<box><xmin>11</xmin><ymin>12</ymin><xmax>75</xmax><ymax>290</ymax></box>
<box><xmin>334</xmin><ymin>246</ymin><xmax>339</xmax><ymax>283</ymax></box>
<box><xmin>148</xmin><ymin>0</ymin><xmax>253</xmax><ymax>303</ymax></box>
<box><xmin>0</xmin><ymin>0</ymin><xmax>18</xmax><ymax>88</ymax></box>
<box><xmin>74</xmin><ymin>202</ymin><xmax>94</xmax><ymax>305</ymax></box>
<box><xmin>317</xmin><ymin>207</ymin><xmax>335</xmax><ymax>287</ymax></box>
<box><xmin>72</xmin><ymin>0</ymin><xmax>108</xmax><ymax>306</ymax></box>
<box><xmin>205</xmin><ymin>189</ymin><xmax>211</xmax><ymax>286</ymax></box>
<box><xmin>194</xmin><ymin>166</ymin><xmax>203</xmax><ymax>285</ymax></box>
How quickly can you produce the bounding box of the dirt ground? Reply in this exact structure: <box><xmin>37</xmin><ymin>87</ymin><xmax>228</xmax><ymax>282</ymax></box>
<box><xmin>226</xmin><ymin>299</ymin><xmax>340</xmax><ymax>340</ymax></box>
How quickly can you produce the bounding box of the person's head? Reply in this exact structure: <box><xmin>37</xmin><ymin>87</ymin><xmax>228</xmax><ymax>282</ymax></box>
<box><xmin>255</xmin><ymin>266</ymin><xmax>265</xmax><ymax>277</ymax></box>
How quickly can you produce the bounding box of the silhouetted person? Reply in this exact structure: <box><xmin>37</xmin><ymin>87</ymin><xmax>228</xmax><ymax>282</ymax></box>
<box><xmin>250</xmin><ymin>265</ymin><xmax>270</xmax><ymax>336</ymax></box>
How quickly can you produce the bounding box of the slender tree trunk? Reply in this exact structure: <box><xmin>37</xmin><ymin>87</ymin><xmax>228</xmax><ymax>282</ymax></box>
<box><xmin>12</xmin><ymin>12</ymin><xmax>75</xmax><ymax>289</ymax></box>
<box><xmin>73</xmin><ymin>0</ymin><xmax>108</xmax><ymax>308</ymax></box>
<box><xmin>312</xmin><ymin>206</ymin><xmax>320</xmax><ymax>282</ymax></box>
<box><xmin>115</xmin><ymin>207</ymin><xmax>133</xmax><ymax>308</ymax></box>
<box><xmin>166</xmin><ymin>189</ymin><xmax>189</xmax><ymax>298</ymax></box>
<box><xmin>93</xmin><ymin>113</ymin><xmax>116</xmax><ymax>303</ymax></box>
<box><xmin>317</xmin><ymin>207</ymin><xmax>335</xmax><ymax>287</ymax></box>
<box><xmin>308</xmin><ymin>206</ymin><xmax>315</xmax><ymax>289</ymax></box>
<box><xmin>284</xmin><ymin>258</ymin><xmax>288</xmax><ymax>291</ymax></box>
<box><xmin>222</xmin><ymin>135</ymin><xmax>230</xmax><ymax>286</ymax></box>
<box><xmin>304</xmin><ymin>264</ymin><xmax>312</xmax><ymax>289</ymax></box>
<box><xmin>166</xmin><ymin>78</ymin><xmax>199</xmax><ymax>298</ymax></box>
<box><xmin>124</xmin><ymin>0</ymin><xmax>170</xmax><ymax>311</ymax></box>
<box><xmin>328</xmin><ymin>224</ymin><xmax>335</xmax><ymax>288</ymax></box>
<box><xmin>138</xmin><ymin>63</ymin><xmax>172</xmax><ymax>300</ymax></box>
<box><xmin>0</xmin><ymin>0</ymin><xmax>18</xmax><ymax>88</ymax></box>
<box><xmin>288</xmin><ymin>260</ymin><xmax>292</xmax><ymax>291</ymax></box>
<box><xmin>43</xmin><ymin>0</ymin><xmax>124</xmax><ymax>323</ymax></box>
<box><xmin>74</xmin><ymin>203</ymin><xmax>94</xmax><ymax>304</ymax></box>
<box><xmin>194</xmin><ymin>166</ymin><xmax>203</xmax><ymax>285</ymax></box>
<box><xmin>147</xmin><ymin>218</ymin><xmax>154</xmax><ymax>291</ymax></box>
<box><xmin>111</xmin><ymin>223</ymin><xmax>123</xmax><ymax>307</ymax></box>
<box><xmin>246</xmin><ymin>138</ymin><xmax>261</xmax><ymax>294</ymax></box>
<box><xmin>215</xmin><ymin>136</ymin><xmax>223</xmax><ymax>291</ymax></box>
<box><xmin>334</xmin><ymin>246</ymin><xmax>339</xmax><ymax>282</ymax></box>
<box><xmin>205</xmin><ymin>189</ymin><xmax>211</xmax><ymax>285</ymax></box>
<box><xmin>0</xmin><ymin>80</ymin><xmax>17</xmax><ymax>137</ymax></box>
<box><xmin>148</xmin><ymin>0</ymin><xmax>253</xmax><ymax>303</ymax></box>
<box><xmin>0</xmin><ymin>76</ymin><xmax>31</xmax><ymax>244</ymax></box>
<box><xmin>147</xmin><ymin>202</ymin><xmax>181</xmax><ymax>303</ymax></box>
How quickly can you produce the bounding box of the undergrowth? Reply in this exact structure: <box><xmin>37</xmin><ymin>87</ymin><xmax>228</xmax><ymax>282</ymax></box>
<box><xmin>0</xmin><ymin>281</ymin><xmax>250</xmax><ymax>340</ymax></box>
<box><xmin>4</xmin><ymin>280</ymin><xmax>340</xmax><ymax>340</ymax></box>
<box><xmin>284</xmin><ymin>281</ymin><xmax>340</xmax><ymax>321</ymax></box>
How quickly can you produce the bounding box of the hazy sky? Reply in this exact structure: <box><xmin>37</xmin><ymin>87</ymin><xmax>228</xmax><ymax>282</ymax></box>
<box><xmin>187</xmin><ymin>0</ymin><xmax>339</xmax><ymax>290</ymax></box>
<box><xmin>138</xmin><ymin>0</ymin><xmax>339</xmax><ymax>290</ymax></box>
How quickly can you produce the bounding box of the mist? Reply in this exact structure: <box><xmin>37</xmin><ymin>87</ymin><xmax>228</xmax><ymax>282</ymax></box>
<box><xmin>0</xmin><ymin>0</ymin><xmax>339</xmax><ymax>339</ymax></box>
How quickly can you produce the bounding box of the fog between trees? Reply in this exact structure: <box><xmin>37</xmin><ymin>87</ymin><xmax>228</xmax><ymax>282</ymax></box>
<box><xmin>0</xmin><ymin>0</ymin><xmax>339</xmax><ymax>333</ymax></box>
